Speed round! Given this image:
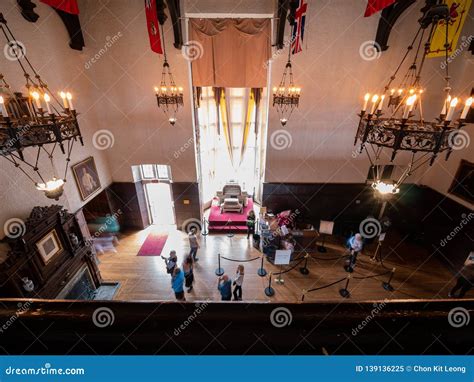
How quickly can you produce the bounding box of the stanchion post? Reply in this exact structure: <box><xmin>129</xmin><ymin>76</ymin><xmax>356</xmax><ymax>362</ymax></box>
<box><xmin>257</xmin><ymin>255</ymin><xmax>267</xmax><ymax>277</ymax></box>
<box><xmin>301</xmin><ymin>289</ymin><xmax>306</xmax><ymax>302</ymax></box>
<box><xmin>215</xmin><ymin>253</ymin><xmax>224</xmax><ymax>276</ymax></box>
<box><xmin>382</xmin><ymin>267</ymin><xmax>395</xmax><ymax>291</ymax></box>
<box><xmin>299</xmin><ymin>253</ymin><xmax>310</xmax><ymax>275</ymax></box>
<box><xmin>264</xmin><ymin>272</ymin><xmax>275</xmax><ymax>297</ymax></box>
<box><xmin>339</xmin><ymin>274</ymin><xmax>351</xmax><ymax>298</ymax></box>
<box><xmin>201</xmin><ymin>218</ymin><xmax>209</xmax><ymax>236</ymax></box>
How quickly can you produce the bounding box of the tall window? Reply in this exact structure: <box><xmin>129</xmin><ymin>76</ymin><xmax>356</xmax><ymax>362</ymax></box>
<box><xmin>197</xmin><ymin>87</ymin><xmax>258</xmax><ymax>202</ymax></box>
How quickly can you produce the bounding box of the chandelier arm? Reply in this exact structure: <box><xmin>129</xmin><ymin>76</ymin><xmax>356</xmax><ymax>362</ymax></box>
<box><xmin>363</xmin><ymin>145</ymin><xmax>375</xmax><ymax>168</ymax></box>
<box><xmin>160</xmin><ymin>23</ymin><xmax>168</xmax><ymax>62</ymax></box>
<box><xmin>7</xmin><ymin>151</ymin><xmax>35</xmax><ymax>170</ymax></box>
<box><xmin>0</xmin><ymin>24</ymin><xmax>36</xmax><ymax>88</ymax></box>
<box><xmin>3</xmin><ymin>155</ymin><xmax>39</xmax><ymax>184</ymax></box>
<box><xmin>0</xmin><ymin>22</ymin><xmax>67</xmax><ymax>110</ymax></box>
<box><xmin>383</xmin><ymin>26</ymin><xmax>423</xmax><ymax>91</ymax></box>
<box><xmin>413</xmin><ymin>22</ymin><xmax>437</xmax><ymax>86</ymax></box>
<box><xmin>443</xmin><ymin>14</ymin><xmax>450</xmax><ymax>94</ymax></box>
<box><xmin>410</xmin><ymin>152</ymin><xmax>435</xmax><ymax>172</ymax></box>
<box><xmin>63</xmin><ymin>139</ymin><xmax>74</xmax><ymax>181</ymax></box>
<box><xmin>0</xmin><ymin>17</ymin><xmax>40</xmax><ymax>80</ymax></box>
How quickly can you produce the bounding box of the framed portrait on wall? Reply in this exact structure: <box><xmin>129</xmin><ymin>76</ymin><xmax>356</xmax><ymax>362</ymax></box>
<box><xmin>36</xmin><ymin>229</ymin><xmax>63</xmax><ymax>264</ymax></box>
<box><xmin>448</xmin><ymin>159</ymin><xmax>474</xmax><ymax>204</ymax></box>
<box><xmin>72</xmin><ymin>156</ymin><xmax>101</xmax><ymax>201</ymax></box>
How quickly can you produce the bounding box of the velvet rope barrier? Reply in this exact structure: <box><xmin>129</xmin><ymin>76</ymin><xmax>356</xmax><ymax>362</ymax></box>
<box><xmin>221</xmin><ymin>255</ymin><xmax>261</xmax><ymax>262</ymax></box>
<box><xmin>218</xmin><ymin>254</ymin><xmax>266</xmax><ymax>276</ymax></box>
<box><xmin>301</xmin><ymin>276</ymin><xmax>347</xmax><ymax>301</ymax></box>
<box><xmin>273</xmin><ymin>256</ymin><xmax>306</xmax><ymax>276</ymax></box>
<box><xmin>352</xmin><ymin>269</ymin><xmax>392</xmax><ymax>280</ymax></box>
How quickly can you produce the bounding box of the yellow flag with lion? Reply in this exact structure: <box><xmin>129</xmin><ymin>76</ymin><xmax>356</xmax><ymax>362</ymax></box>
<box><xmin>427</xmin><ymin>0</ymin><xmax>472</xmax><ymax>58</ymax></box>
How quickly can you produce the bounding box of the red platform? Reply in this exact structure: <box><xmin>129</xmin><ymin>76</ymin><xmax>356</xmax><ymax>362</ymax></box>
<box><xmin>208</xmin><ymin>198</ymin><xmax>254</xmax><ymax>232</ymax></box>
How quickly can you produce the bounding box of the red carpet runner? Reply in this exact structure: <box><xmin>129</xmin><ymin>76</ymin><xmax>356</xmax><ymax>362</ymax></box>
<box><xmin>208</xmin><ymin>198</ymin><xmax>254</xmax><ymax>232</ymax></box>
<box><xmin>137</xmin><ymin>233</ymin><xmax>168</xmax><ymax>256</ymax></box>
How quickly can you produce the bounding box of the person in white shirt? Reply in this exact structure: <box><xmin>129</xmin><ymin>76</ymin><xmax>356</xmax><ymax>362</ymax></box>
<box><xmin>232</xmin><ymin>264</ymin><xmax>244</xmax><ymax>301</ymax></box>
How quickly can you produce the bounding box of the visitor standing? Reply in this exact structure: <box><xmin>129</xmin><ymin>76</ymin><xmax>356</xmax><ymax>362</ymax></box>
<box><xmin>232</xmin><ymin>265</ymin><xmax>244</xmax><ymax>301</ymax></box>
<box><xmin>161</xmin><ymin>250</ymin><xmax>178</xmax><ymax>275</ymax></box>
<box><xmin>217</xmin><ymin>274</ymin><xmax>232</xmax><ymax>301</ymax></box>
<box><xmin>182</xmin><ymin>254</ymin><xmax>194</xmax><ymax>293</ymax></box>
<box><xmin>246</xmin><ymin>210</ymin><xmax>256</xmax><ymax>239</ymax></box>
<box><xmin>188</xmin><ymin>228</ymin><xmax>200</xmax><ymax>261</ymax></box>
<box><xmin>171</xmin><ymin>267</ymin><xmax>186</xmax><ymax>301</ymax></box>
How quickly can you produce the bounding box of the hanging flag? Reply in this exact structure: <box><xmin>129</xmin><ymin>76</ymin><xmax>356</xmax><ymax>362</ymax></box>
<box><xmin>40</xmin><ymin>0</ymin><xmax>79</xmax><ymax>14</ymax></box>
<box><xmin>427</xmin><ymin>0</ymin><xmax>472</xmax><ymax>58</ymax></box>
<box><xmin>145</xmin><ymin>0</ymin><xmax>163</xmax><ymax>54</ymax></box>
<box><xmin>364</xmin><ymin>0</ymin><xmax>396</xmax><ymax>17</ymax></box>
<box><xmin>291</xmin><ymin>0</ymin><xmax>308</xmax><ymax>54</ymax></box>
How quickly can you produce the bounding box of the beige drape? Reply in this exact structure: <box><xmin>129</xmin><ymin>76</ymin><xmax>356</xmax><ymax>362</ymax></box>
<box><xmin>189</xmin><ymin>19</ymin><xmax>271</xmax><ymax>88</ymax></box>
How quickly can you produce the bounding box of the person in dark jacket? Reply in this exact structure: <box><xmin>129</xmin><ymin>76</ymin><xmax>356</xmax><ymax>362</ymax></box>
<box><xmin>246</xmin><ymin>210</ymin><xmax>256</xmax><ymax>239</ymax></box>
<box><xmin>449</xmin><ymin>263</ymin><xmax>474</xmax><ymax>298</ymax></box>
<box><xmin>217</xmin><ymin>274</ymin><xmax>232</xmax><ymax>301</ymax></box>
<box><xmin>161</xmin><ymin>250</ymin><xmax>178</xmax><ymax>275</ymax></box>
<box><xmin>182</xmin><ymin>254</ymin><xmax>194</xmax><ymax>293</ymax></box>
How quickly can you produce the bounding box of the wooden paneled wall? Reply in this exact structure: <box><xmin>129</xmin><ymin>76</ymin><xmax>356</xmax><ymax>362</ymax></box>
<box><xmin>171</xmin><ymin>182</ymin><xmax>201</xmax><ymax>230</ymax></box>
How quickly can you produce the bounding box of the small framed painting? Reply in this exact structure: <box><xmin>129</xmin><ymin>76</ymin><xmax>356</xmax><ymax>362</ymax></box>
<box><xmin>36</xmin><ymin>229</ymin><xmax>63</xmax><ymax>264</ymax></box>
<box><xmin>72</xmin><ymin>156</ymin><xmax>101</xmax><ymax>201</ymax></box>
<box><xmin>448</xmin><ymin>160</ymin><xmax>474</xmax><ymax>204</ymax></box>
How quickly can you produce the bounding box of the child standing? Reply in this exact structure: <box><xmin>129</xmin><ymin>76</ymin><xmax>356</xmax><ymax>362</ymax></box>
<box><xmin>233</xmin><ymin>265</ymin><xmax>244</xmax><ymax>301</ymax></box>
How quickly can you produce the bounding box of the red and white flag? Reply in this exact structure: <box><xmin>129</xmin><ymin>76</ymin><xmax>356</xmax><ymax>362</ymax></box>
<box><xmin>364</xmin><ymin>0</ymin><xmax>396</xmax><ymax>17</ymax></box>
<box><xmin>40</xmin><ymin>0</ymin><xmax>79</xmax><ymax>14</ymax></box>
<box><xmin>145</xmin><ymin>0</ymin><xmax>163</xmax><ymax>54</ymax></box>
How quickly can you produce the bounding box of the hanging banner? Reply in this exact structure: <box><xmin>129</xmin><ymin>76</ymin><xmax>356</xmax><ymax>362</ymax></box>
<box><xmin>144</xmin><ymin>0</ymin><xmax>163</xmax><ymax>54</ymax></box>
<box><xmin>427</xmin><ymin>0</ymin><xmax>472</xmax><ymax>58</ymax></box>
<box><xmin>364</xmin><ymin>0</ymin><xmax>396</xmax><ymax>17</ymax></box>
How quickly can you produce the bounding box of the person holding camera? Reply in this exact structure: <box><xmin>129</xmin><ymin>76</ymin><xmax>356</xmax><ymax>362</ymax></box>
<box><xmin>161</xmin><ymin>250</ymin><xmax>178</xmax><ymax>275</ymax></box>
<box><xmin>217</xmin><ymin>274</ymin><xmax>232</xmax><ymax>301</ymax></box>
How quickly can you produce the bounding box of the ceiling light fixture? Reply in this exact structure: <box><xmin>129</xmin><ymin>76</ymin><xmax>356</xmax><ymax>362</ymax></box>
<box><xmin>0</xmin><ymin>13</ymin><xmax>83</xmax><ymax>200</ymax></box>
<box><xmin>272</xmin><ymin>43</ymin><xmax>301</xmax><ymax>126</ymax></box>
<box><xmin>154</xmin><ymin>24</ymin><xmax>183</xmax><ymax>125</ymax></box>
<box><xmin>354</xmin><ymin>3</ymin><xmax>472</xmax><ymax>192</ymax></box>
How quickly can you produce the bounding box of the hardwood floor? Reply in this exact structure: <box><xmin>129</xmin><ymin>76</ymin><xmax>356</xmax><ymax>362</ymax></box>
<box><xmin>98</xmin><ymin>226</ymin><xmax>457</xmax><ymax>302</ymax></box>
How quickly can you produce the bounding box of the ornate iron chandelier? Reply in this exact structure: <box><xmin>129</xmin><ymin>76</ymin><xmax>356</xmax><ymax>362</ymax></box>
<box><xmin>272</xmin><ymin>44</ymin><xmax>301</xmax><ymax>126</ymax></box>
<box><xmin>154</xmin><ymin>24</ymin><xmax>183</xmax><ymax>126</ymax></box>
<box><xmin>354</xmin><ymin>3</ymin><xmax>472</xmax><ymax>195</ymax></box>
<box><xmin>0</xmin><ymin>13</ymin><xmax>83</xmax><ymax>200</ymax></box>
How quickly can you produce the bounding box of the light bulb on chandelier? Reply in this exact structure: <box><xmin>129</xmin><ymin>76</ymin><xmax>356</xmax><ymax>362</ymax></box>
<box><xmin>36</xmin><ymin>177</ymin><xmax>66</xmax><ymax>201</ymax></box>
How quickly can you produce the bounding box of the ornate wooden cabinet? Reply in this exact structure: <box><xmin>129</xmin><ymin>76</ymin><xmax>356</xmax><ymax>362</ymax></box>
<box><xmin>0</xmin><ymin>205</ymin><xmax>103</xmax><ymax>299</ymax></box>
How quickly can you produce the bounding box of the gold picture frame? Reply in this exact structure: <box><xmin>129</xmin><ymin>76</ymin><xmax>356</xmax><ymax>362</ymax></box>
<box><xmin>36</xmin><ymin>229</ymin><xmax>63</xmax><ymax>265</ymax></box>
<box><xmin>72</xmin><ymin>156</ymin><xmax>102</xmax><ymax>201</ymax></box>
